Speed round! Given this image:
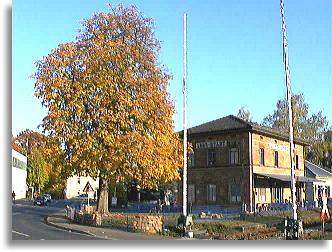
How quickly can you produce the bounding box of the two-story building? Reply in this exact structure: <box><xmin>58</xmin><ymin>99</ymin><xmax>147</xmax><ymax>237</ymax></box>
<box><xmin>12</xmin><ymin>149</ymin><xmax>28</xmax><ymax>199</ymax></box>
<box><xmin>65</xmin><ymin>174</ymin><xmax>99</xmax><ymax>199</ymax></box>
<box><xmin>181</xmin><ymin>115</ymin><xmax>313</xmax><ymax>213</ymax></box>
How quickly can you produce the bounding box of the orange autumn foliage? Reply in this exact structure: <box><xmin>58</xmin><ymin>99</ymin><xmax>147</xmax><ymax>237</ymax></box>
<box><xmin>33</xmin><ymin>5</ymin><xmax>183</xmax><ymax>212</ymax></box>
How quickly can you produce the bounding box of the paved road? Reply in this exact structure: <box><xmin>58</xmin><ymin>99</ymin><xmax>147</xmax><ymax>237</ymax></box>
<box><xmin>12</xmin><ymin>200</ymin><xmax>104</xmax><ymax>240</ymax></box>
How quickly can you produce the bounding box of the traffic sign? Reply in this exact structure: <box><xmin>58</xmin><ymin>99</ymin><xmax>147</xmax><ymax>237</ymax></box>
<box><xmin>320</xmin><ymin>210</ymin><xmax>330</xmax><ymax>221</ymax></box>
<box><xmin>83</xmin><ymin>181</ymin><xmax>94</xmax><ymax>193</ymax></box>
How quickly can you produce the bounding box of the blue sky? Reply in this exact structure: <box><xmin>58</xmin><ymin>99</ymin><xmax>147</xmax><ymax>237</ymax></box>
<box><xmin>12</xmin><ymin>0</ymin><xmax>332</xmax><ymax>136</ymax></box>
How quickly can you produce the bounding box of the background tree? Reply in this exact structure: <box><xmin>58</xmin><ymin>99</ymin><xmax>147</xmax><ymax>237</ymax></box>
<box><xmin>316</xmin><ymin>129</ymin><xmax>332</xmax><ymax>171</ymax></box>
<box><xmin>27</xmin><ymin>148</ymin><xmax>49</xmax><ymax>194</ymax></box>
<box><xmin>13</xmin><ymin>129</ymin><xmax>47</xmax><ymax>156</ymax></box>
<box><xmin>12</xmin><ymin>135</ymin><xmax>23</xmax><ymax>153</ymax></box>
<box><xmin>34</xmin><ymin>5</ymin><xmax>183</xmax><ymax>213</ymax></box>
<box><xmin>237</xmin><ymin>107</ymin><xmax>253</xmax><ymax>122</ymax></box>
<box><xmin>13</xmin><ymin>129</ymin><xmax>66</xmax><ymax>196</ymax></box>
<box><xmin>42</xmin><ymin>143</ymin><xmax>68</xmax><ymax>196</ymax></box>
<box><xmin>262</xmin><ymin>93</ymin><xmax>329</xmax><ymax>164</ymax></box>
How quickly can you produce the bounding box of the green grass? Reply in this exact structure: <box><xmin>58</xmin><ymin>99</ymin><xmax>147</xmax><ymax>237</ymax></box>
<box><xmin>193</xmin><ymin>220</ymin><xmax>259</xmax><ymax>234</ymax></box>
<box><xmin>102</xmin><ymin>213</ymin><xmax>136</xmax><ymax>231</ymax></box>
<box><xmin>310</xmin><ymin>232</ymin><xmax>332</xmax><ymax>240</ymax></box>
<box><xmin>190</xmin><ymin>208</ymin><xmax>330</xmax><ymax>239</ymax></box>
<box><xmin>242</xmin><ymin>208</ymin><xmax>324</xmax><ymax>228</ymax></box>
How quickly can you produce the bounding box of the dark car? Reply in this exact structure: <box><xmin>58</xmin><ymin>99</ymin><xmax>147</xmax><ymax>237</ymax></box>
<box><xmin>43</xmin><ymin>193</ymin><xmax>52</xmax><ymax>203</ymax></box>
<box><xmin>33</xmin><ymin>196</ymin><xmax>47</xmax><ymax>206</ymax></box>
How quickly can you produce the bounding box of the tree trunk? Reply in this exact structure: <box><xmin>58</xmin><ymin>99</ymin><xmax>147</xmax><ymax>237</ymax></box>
<box><xmin>97</xmin><ymin>176</ymin><xmax>109</xmax><ymax>214</ymax></box>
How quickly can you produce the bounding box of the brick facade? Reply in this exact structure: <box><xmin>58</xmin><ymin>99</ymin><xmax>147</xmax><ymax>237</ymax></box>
<box><xmin>179</xmin><ymin>115</ymin><xmax>307</xmax><ymax>213</ymax></box>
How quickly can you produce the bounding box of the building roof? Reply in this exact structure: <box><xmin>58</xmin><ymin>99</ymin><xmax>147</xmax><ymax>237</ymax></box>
<box><xmin>255</xmin><ymin>171</ymin><xmax>321</xmax><ymax>183</ymax></box>
<box><xmin>305</xmin><ymin>160</ymin><xmax>332</xmax><ymax>177</ymax></box>
<box><xmin>188</xmin><ymin>115</ymin><xmax>250</xmax><ymax>134</ymax></box>
<box><xmin>186</xmin><ymin>115</ymin><xmax>307</xmax><ymax>145</ymax></box>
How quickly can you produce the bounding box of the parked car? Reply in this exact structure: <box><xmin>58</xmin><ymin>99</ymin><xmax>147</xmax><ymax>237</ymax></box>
<box><xmin>76</xmin><ymin>193</ymin><xmax>89</xmax><ymax>200</ymax></box>
<box><xmin>43</xmin><ymin>193</ymin><xmax>52</xmax><ymax>203</ymax></box>
<box><xmin>33</xmin><ymin>196</ymin><xmax>47</xmax><ymax>206</ymax></box>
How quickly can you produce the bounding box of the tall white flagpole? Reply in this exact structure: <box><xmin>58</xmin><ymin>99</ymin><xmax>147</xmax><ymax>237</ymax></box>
<box><xmin>182</xmin><ymin>13</ymin><xmax>188</xmax><ymax>217</ymax></box>
<box><xmin>280</xmin><ymin>0</ymin><xmax>297</xmax><ymax>221</ymax></box>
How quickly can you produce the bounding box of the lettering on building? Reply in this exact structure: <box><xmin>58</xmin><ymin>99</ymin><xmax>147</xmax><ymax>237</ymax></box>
<box><xmin>195</xmin><ymin>140</ymin><xmax>228</xmax><ymax>149</ymax></box>
<box><xmin>269</xmin><ymin>143</ymin><xmax>289</xmax><ymax>152</ymax></box>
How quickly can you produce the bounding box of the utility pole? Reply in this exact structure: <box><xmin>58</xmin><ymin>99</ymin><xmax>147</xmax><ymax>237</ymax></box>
<box><xmin>180</xmin><ymin>12</ymin><xmax>193</xmax><ymax>238</ymax></box>
<box><xmin>280</xmin><ymin>0</ymin><xmax>304</xmax><ymax>239</ymax></box>
<box><xmin>182</xmin><ymin>12</ymin><xmax>188</xmax><ymax>218</ymax></box>
<box><xmin>280</xmin><ymin>0</ymin><xmax>297</xmax><ymax>221</ymax></box>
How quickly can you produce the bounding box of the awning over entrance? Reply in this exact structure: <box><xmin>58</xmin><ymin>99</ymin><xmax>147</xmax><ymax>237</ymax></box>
<box><xmin>254</xmin><ymin>172</ymin><xmax>322</xmax><ymax>183</ymax></box>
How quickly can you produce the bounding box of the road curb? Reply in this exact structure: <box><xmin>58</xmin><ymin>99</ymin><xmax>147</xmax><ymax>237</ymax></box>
<box><xmin>44</xmin><ymin>216</ymin><xmax>96</xmax><ymax>237</ymax></box>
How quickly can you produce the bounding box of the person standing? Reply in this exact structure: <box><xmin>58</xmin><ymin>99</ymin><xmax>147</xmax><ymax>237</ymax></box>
<box><xmin>12</xmin><ymin>191</ymin><xmax>16</xmax><ymax>204</ymax></box>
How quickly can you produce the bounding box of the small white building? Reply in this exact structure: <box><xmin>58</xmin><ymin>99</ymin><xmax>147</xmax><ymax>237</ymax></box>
<box><xmin>12</xmin><ymin>149</ymin><xmax>27</xmax><ymax>199</ymax></box>
<box><xmin>305</xmin><ymin>160</ymin><xmax>332</xmax><ymax>207</ymax></box>
<box><xmin>66</xmin><ymin>174</ymin><xmax>99</xmax><ymax>199</ymax></box>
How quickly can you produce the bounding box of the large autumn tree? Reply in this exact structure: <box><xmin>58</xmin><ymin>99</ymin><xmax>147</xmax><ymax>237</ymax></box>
<box><xmin>34</xmin><ymin>5</ymin><xmax>182</xmax><ymax>213</ymax></box>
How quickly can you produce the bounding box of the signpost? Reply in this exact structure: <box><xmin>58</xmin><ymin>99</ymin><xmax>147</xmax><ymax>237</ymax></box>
<box><xmin>320</xmin><ymin>190</ymin><xmax>330</xmax><ymax>234</ymax></box>
<box><xmin>83</xmin><ymin>181</ymin><xmax>94</xmax><ymax>206</ymax></box>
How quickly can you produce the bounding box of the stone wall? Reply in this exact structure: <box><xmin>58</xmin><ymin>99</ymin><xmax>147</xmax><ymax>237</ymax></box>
<box><xmin>132</xmin><ymin>215</ymin><xmax>163</xmax><ymax>234</ymax></box>
<box><xmin>77</xmin><ymin>205</ymin><xmax>162</xmax><ymax>234</ymax></box>
<box><xmin>74</xmin><ymin>211</ymin><xmax>101</xmax><ymax>226</ymax></box>
<box><xmin>80</xmin><ymin>204</ymin><xmax>96</xmax><ymax>214</ymax></box>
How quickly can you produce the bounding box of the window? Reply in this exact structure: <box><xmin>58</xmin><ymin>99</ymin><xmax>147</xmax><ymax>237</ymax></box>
<box><xmin>207</xmin><ymin>184</ymin><xmax>216</xmax><ymax>202</ymax></box>
<box><xmin>188</xmin><ymin>184</ymin><xmax>195</xmax><ymax>203</ymax></box>
<box><xmin>188</xmin><ymin>151</ymin><xmax>195</xmax><ymax>168</ymax></box>
<box><xmin>274</xmin><ymin>151</ymin><xmax>279</xmax><ymax>167</ymax></box>
<box><xmin>207</xmin><ymin>149</ymin><xmax>216</xmax><ymax>166</ymax></box>
<box><xmin>295</xmin><ymin>155</ymin><xmax>299</xmax><ymax>169</ymax></box>
<box><xmin>230</xmin><ymin>184</ymin><xmax>241</xmax><ymax>203</ymax></box>
<box><xmin>230</xmin><ymin>148</ymin><xmax>239</xmax><ymax>165</ymax></box>
<box><xmin>259</xmin><ymin>148</ymin><xmax>265</xmax><ymax>166</ymax></box>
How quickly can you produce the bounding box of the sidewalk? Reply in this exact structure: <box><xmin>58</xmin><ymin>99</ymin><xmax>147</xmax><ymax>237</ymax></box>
<box><xmin>45</xmin><ymin>215</ymin><xmax>177</xmax><ymax>240</ymax></box>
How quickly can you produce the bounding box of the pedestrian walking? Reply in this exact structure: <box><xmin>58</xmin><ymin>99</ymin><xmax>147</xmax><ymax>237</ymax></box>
<box><xmin>12</xmin><ymin>191</ymin><xmax>16</xmax><ymax>204</ymax></box>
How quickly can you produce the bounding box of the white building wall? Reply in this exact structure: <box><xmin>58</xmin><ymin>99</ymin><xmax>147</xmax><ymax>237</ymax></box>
<box><xmin>12</xmin><ymin>149</ymin><xmax>27</xmax><ymax>199</ymax></box>
<box><xmin>66</xmin><ymin>175</ymin><xmax>99</xmax><ymax>199</ymax></box>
